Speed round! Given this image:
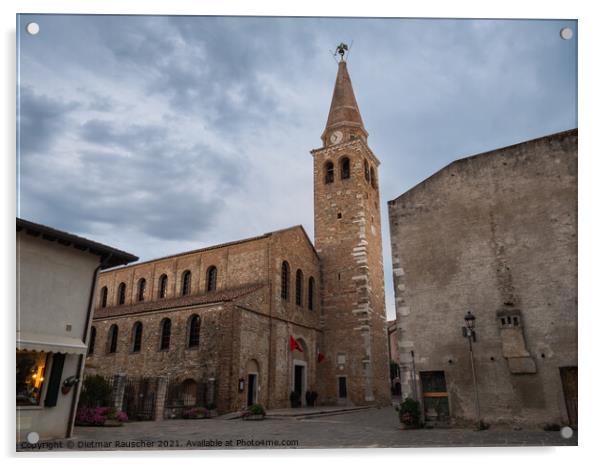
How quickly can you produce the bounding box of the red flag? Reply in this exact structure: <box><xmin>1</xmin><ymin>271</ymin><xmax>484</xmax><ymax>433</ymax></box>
<box><xmin>289</xmin><ymin>335</ymin><xmax>303</xmax><ymax>352</ymax></box>
<box><xmin>317</xmin><ymin>352</ymin><xmax>325</xmax><ymax>363</ymax></box>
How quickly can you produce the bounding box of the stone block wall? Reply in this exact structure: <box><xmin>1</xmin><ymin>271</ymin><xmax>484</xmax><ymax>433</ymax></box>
<box><xmin>388</xmin><ymin>129</ymin><xmax>577</xmax><ymax>426</ymax></box>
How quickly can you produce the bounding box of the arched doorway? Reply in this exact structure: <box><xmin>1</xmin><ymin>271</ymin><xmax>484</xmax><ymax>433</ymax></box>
<box><xmin>291</xmin><ymin>338</ymin><xmax>308</xmax><ymax>406</ymax></box>
<box><xmin>245</xmin><ymin>359</ymin><xmax>259</xmax><ymax>406</ymax></box>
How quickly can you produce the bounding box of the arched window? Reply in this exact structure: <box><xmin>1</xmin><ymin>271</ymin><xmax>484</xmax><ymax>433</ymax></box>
<box><xmin>295</xmin><ymin>269</ymin><xmax>303</xmax><ymax>306</ymax></box>
<box><xmin>181</xmin><ymin>270</ymin><xmax>191</xmax><ymax>296</ymax></box>
<box><xmin>159</xmin><ymin>274</ymin><xmax>168</xmax><ymax>299</ymax></box>
<box><xmin>117</xmin><ymin>282</ymin><xmax>126</xmax><ymax>305</ymax></box>
<box><xmin>100</xmin><ymin>286</ymin><xmax>108</xmax><ymax>308</ymax></box>
<box><xmin>188</xmin><ymin>314</ymin><xmax>201</xmax><ymax>348</ymax></box>
<box><xmin>370</xmin><ymin>166</ymin><xmax>377</xmax><ymax>189</ymax></box>
<box><xmin>308</xmin><ymin>276</ymin><xmax>315</xmax><ymax>311</ymax></box>
<box><xmin>281</xmin><ymin>261</ymin><xmax>290</xmax><ymax>301</ymax></box>
<box><xmin>364</xmin><ymin>159</ymin><xmax>370</xmax><ymax>183</ymax></box>
<box><xmin>340</xmin><ymin>157</ymin><xmax>350</xmax><ymax>180</ymax></box>
<box><xmin>325</xmin><ymin>161</ymin><xmax>334</xmax><ymax>184</ymax></box>
<box><xmin>108</xmin><ymin>324</ymin><xmax>119</xmax><ymax>353</ymax></box>
<box><xmin>206</xmin><ymin>266</ymin><xmax>217</xmax><ymax>292</ymax></box>
<box><xmin>88</xmin><ymin>326</ymin><xmax>96</xmax><ymax>355</ymax></box>
<box><xmin>137</xmin><ymin>278</ymin><xmax>146</xmax><ymax>302</ymax></box>
<box><xmin>160</xmin><ymin>318</ymin><xmax>171</xmax><ymax>351</ymax></box>
<box><xmin>131</xmin><ymin>321</ymin><xmax>143</xmax><ymax>353</ymax></box>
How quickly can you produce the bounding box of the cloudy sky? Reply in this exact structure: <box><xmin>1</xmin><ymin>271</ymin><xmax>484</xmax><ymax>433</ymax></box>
<box><xmin>16</xmin><ymin>15</ymin><xmax>577</xmax><ymax>319</ymax></box>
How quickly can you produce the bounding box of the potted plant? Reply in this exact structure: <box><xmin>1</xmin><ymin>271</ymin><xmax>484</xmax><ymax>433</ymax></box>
<box><xmin>305</xmin><ymin>390</ymin><xmax>318</xmax><ymax>407</ymax></box>
<box><xmin>206</xmin><ymin>402</ymin><xmax>218</xmax><ymax>418</ymax></box>
<box><xmin>290</xmin><ymin>390</ymin><xmax>301</xmax><ymax>408</ymax></box>
<box><xmin>397</xmin><ymin>398</ymin><xmax>420</xmax><ymax>429</ymax></box>
<box><xmin>242</xmin><ymin>403</ymin><xmax>266</xmax><ymax>420</ymax></box>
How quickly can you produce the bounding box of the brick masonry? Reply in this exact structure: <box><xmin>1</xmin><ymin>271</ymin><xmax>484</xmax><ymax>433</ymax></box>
<box><xmin>388</xmin><ymin>129</ymin><xmax>578</xmax><ymax>426</ymax></box>
<box><xmin>86</xmin><ymin>60</ymin><xmax>392</xmax><ymax>414</ymax></box>
<box><xmin>87</xmin><ymin>226</ymin><xmax>322</xmax><ymax>413</ymax></box>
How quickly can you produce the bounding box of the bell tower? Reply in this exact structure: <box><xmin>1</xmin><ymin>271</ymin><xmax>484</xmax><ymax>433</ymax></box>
<box><xmin>312</xmin><ymin>50</ymin><xmax>390</xmax><ymax>406</ymax></box>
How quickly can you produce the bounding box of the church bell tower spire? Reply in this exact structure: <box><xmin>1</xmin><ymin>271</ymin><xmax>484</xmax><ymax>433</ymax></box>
<box><xmin>312</xmin><ymin>50</ymin><xmax>390</xmax><ymax>406</ymax></box>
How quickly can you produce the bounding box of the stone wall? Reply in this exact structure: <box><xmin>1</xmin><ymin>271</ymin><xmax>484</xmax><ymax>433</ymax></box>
<box><xmin>312</xmin><ymin>138</ymin><xmax>391</xmax><ymax>406</ymax></box>
<box><xmin>87</xmin><ymin>226</ymin><xmax>323</xmax><ymax>413</ymax></box>
<box><xmin>388</xmin><ymin>129</ymin><xmax>577</xmax><ymax>426</ymax></box>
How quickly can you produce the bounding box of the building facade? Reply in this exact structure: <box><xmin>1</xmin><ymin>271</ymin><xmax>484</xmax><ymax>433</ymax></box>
<box><xmin>86</xmin><ymin>58</ymin><xmax>391</xmax><ymax>413</ymax></box>
<box><xmin>17</xmin><ymin>218</ymin><xmax>136</xmax><ymax>441</ymax></box>
<box><xmin>388</xmin><ymin>129</ymin><xmax>577</xmax><ymax>427</ymax></box>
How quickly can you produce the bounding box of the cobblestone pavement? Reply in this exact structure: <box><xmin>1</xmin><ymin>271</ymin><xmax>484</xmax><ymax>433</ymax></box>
<box><xmin>19</xmin><ymin>407</ymin><xmax>577</xmax><ymax>451</ymax></box>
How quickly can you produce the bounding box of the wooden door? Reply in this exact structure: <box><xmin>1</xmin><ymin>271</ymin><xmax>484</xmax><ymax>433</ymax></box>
<box><xmin>560</xmin><ymin>366</ymin><xmax>578</xmax><ymax>428</ymax></box>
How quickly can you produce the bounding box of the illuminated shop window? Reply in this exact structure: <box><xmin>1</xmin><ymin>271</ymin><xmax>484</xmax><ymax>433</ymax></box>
<box><xmin>16</xmin><ymin>351</ymin><xmax>48</xmax><ymax>406</ymax></box>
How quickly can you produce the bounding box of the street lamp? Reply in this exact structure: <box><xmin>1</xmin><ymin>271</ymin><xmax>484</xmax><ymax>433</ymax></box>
<box><xmin>462</xmin><ymin>311</ymin><xmax>481</xmax><ymax>424</ymax></box>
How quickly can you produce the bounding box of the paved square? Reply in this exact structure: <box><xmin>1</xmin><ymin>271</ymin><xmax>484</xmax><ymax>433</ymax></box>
<box><xmin>19</xmin><ymin>407</ymin><xmax>577</xmax><ymax>451</ymax></box>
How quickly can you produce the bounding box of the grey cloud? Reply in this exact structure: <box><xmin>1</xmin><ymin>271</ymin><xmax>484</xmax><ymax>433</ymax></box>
<box><xmin>18</xmin><ymin>86</ymin><xmax>79</xmax><ymax>154</ymax></box>
<box><xmin>17</xmin><ymin>15</ymin><xmax>577</xmax><ymax>318</ymax></box>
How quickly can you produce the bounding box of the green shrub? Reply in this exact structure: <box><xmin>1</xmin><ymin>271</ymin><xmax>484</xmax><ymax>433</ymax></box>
<box><xmin>398</xmin><ymin>398</ymin><xmax>420</xmax><ymax>427</ymax></box>
<box><xmin>247</xmin><ymin>403</ymin><xmax>266</xmax><ymax>415</ymax></box>
<box><xmin>78</xmin><ymin>375</ymin><xmax>112</xmax><ymax>408</ymax></box>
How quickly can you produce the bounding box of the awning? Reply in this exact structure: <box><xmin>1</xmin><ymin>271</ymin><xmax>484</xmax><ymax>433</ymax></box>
<box><xmin>16</xmin><ymin>331</ymin><xmax>87</xmax><ymax>355</ymax></box>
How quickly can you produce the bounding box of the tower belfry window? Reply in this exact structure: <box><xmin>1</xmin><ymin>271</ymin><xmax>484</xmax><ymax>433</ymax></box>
<box><xmin>325</xmin><ymin>161</ymin><xmax>334</xmax><ymax>184</ymax></box>
<box><xmin>341</xmin><ymin>157</ymin><xmax>350</xmax><ymax>180</ymax></box>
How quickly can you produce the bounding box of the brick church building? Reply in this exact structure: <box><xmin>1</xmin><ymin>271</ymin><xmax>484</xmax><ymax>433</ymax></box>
<box><xmin>85</xmin><ymin>57</ymin><xmax>391</xmax><ymax>414</ymax></box>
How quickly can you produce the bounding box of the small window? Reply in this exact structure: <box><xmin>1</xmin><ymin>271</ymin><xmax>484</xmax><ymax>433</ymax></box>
<box><xmin>206</xmin><ymin>266</ymin><xmax>217</xmax><ymax>292</ymax></box>
<box><xmin>188</xmin><ymin>314</ymin><xmax>201</xmax><ymax>347</ymax></box>
<box><xmin>295</xmin><ymin>269</ymin><xmax>303</xmax><ymax>307</ymax></box>
<box><xmin>88</xmin><ymin>326</ymin><xmax>97</xmax><ymax>355</ymax></box>
<box><xmin>117</xmin><ymin>282</ymin><xmax>126</xmax><ymax>305</ymax></box>
<box><xmin>137</xmin><ymin>278</ymin><xmax>146</xmax><ymax>302</ymax></box>
<box><xmin>281</xmin><ymin>261</ymin><xmax>290</xmax><ymax>301</ymax></box>
<box><xmin>370</xmin><ymin>166</ymin><xmax>377</xmax><ymax>189</ymax></box>
<box><xmin>308</xmin><ymin>276</ymin><xmax>315</xmax><ymax>311</ymax></box>
<box><xmin>181</xmin><ymin>270</ymin><xmax>192</xmax><ymax>296</ymax></box>
<box><xmin>108</xmin><ymin>324</ymin><xmax>119</xmax><ymax>353</ymax></box>
<box><xmin>160</xmin><ymin>318</ymin><xmax>171</xmax><ymax>351</ymax></box>
<box><xmin>100</xmin><ymin>286</ymin><xmax>108</xmax><ymax>308</ymax></box>
<box><xmin>132</xmin><ymin>322</ymin><xmax>143</xmax><ymax>353</ymax></box>
<box><xmin>159</xmin><ymin>274</ymin><xmax>168</xmax><ymax>299</ymax></box>
<box><xmin>340</xmin><ymin>157</ymin><xmax>350</xmax><ymax>180</ymax></box>
<box><xmin>364</xmin><ymin>160</ymin><xmax>370</xmax><ymax>183</ymax></box>
<box><xmin>325</xmin><ymin>161</ymin><xmax>334</xmax><ymax>184</ymax></box>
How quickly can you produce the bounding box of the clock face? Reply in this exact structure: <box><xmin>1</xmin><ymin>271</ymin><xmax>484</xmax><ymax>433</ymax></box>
<box><xmin>330</xmin><ymin>131</ymin><xmax>343</xmax><ymax>144</ymax></box>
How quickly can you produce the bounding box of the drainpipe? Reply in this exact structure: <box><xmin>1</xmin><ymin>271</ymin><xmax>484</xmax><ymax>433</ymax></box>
<box><xmin>66</xmin><ymin>253</ymin><xmax>113</xmax><ymax>438</ymax></box>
